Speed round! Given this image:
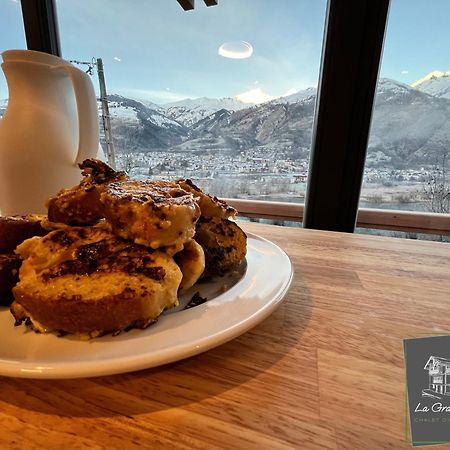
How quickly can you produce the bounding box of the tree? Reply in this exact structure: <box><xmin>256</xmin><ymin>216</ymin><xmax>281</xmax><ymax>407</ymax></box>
<box><xmin>422</xmin><ymin>151</ymin><xmax>450</xmax><ymax>214</ymax></box>
<box><xmin>120</xmin><ymin>152</ymin><xmax>137</xmax><ymax>176</ymax></box>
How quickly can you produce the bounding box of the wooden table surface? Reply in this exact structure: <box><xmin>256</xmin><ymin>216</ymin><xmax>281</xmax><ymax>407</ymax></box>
<box><xmin>1</xmin><ymin>222</ymin><xmax>450</xmax><ymax>449</ymax></box>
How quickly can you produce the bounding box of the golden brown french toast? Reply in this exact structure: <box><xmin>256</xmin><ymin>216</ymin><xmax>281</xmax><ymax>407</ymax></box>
<box><xmin>174</xmin><ymin>239</ymin><xmax>205</xmax><ymax>291</ymax></box>
<box><xmin>11</xmin><ymin>225</ymin><xmax>182</xmax><ymax>337</ymax></box>
<box><xmin>47</xmin><ymin>159</ymin><xmax>128</xmax><ymax>225</ymax></box>
<box><xmin>195</xmin><ymin>217</ymin><xmax>247</xmax><ymax>278</ymax></box>
<box><xmin>0</xmin><ymin>214</ymin><xmax>47</xmax><ymax>253</ymax></box>
<box><xmin>101</xmin><ymin>179</ymin><xmax>200</xmax><ymax>252</ymax></box>
<box><xmin>0</xmin><ymin>254</ymin><xmax>21</xmax><ymax>306</ymax></box>
<box><xmin>177</xmin><ymin>179</ymin><xmax>236</xmax><ymax>219</ymax></box>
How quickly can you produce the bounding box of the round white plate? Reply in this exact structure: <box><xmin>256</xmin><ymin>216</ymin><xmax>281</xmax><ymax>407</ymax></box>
<box><xmin>0</xmin><ymin>233</ymin><xmax>292</xmax><ymax>379</ymax></box>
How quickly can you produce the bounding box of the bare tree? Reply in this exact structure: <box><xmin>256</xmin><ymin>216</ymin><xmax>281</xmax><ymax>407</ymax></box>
<box><xmin>423</xmin><ymin>151</ymin><xmax>450</xmax><ymax>214</ymax></box>
<box><xmin>119</xmin><ymin>152</ymin><xmax>137</xmax><ymax>176</ymax></box>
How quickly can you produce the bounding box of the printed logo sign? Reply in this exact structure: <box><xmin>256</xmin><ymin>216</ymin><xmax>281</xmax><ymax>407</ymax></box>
<box><xmin>404</xmin><ymin>336</ymin><xmax>450</xmax><ymax>446</ymax></box>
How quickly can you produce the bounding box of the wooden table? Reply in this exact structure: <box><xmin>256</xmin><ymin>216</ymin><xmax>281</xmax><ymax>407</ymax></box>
<box><xmin>1</xmin><ymin>222</ymin><xmax>450</xmax><ymax>449</ymax></box>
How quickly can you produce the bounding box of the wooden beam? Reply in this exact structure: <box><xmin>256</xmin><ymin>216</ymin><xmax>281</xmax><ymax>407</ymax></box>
<box><xmin>176</xmin><ymin>0</ymin><xmax>194</xmax><ymax>11</ymax></box>
<box><xmin>224</xmin><ymin>198</ymin><xmax>450</xmax><ymax>236</ymax></box>
<box><xmin>203</xmin><ymin>0</ymin><xmax>218</xmax><ymax>6</ymax></box>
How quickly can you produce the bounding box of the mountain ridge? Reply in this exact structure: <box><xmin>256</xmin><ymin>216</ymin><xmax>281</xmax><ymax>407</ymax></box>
<box><xmin>104</xmin><ymin>77</ymin><xmax>450</xmax><ymax>169</ymax></box>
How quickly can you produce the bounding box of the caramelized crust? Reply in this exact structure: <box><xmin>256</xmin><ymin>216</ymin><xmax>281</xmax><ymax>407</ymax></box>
<box><xmin>195</xmin><ymin>218</ymin><xmax>247</xmax><ymax>278</ymax></box>
<box><xmin>0</xmin><ymin>215</ymin><xmax>47</xmax><ymax>253</ymax></box>
<box><xmin>177</xmin><ymin>179</ymin><xmax>236</xmax><ymax>219</ymax></box>
<box><xmin>11</xmin><ymin>226</ymin><xmax>182</xmax><ymax>337</ymax></box>
<box><xmin>174</xmin><ymin>239</ymin><xmax>205</xmax><ymax>291</ymax></box>
<box><xmin>46</xmin><ymin>159</ymin><xmax>128</xmax><ymax>225</ymax></box>
<box><xmin>101</xmin><ymin>180</ymin><xmax>200</xmax><ymax>252</ymax></box>
<box><xmin>0</xmin><ymin>254</ymin><xmax>21</xmax><ymax>306</ymax></box>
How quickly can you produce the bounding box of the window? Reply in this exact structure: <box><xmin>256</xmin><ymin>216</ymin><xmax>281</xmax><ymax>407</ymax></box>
<box><xmin>0</xmin><ymin>0</ymin><xmax>27</xmax><ymax>115</ymax></box>
<box><xmin>360</xmin><ymin>0</ymin><xmax>450</xmax><ymax>217</ymax></box>
<box><xmin>57</xmin><ymin>0</ymin><xmax>327</xmax><ymax>202</ymax></box>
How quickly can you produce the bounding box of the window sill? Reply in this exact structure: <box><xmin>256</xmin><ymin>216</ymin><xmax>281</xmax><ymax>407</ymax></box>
<box><xmin>225</xmin><ymin>198</ymin><xmax>450</xmax><ymax>236</ymax></box>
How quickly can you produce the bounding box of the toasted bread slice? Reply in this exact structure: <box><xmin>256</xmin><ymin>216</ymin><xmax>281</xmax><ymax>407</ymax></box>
<box><xmin>0</xmin><ymin>254</ymin><xmax>21</xmax><ymax>306</ymax></box>
<box><xmin>175</xmin><ymin>239</ymin><xmax>205</xmax><ymax>291</ymax></box>
<box><xmin>0</xmin><ymin>215</ymin><xmax>47</xmax><ymax>253</ymax></box>
<box><xmin>101</xmin><ymin>179</ymin><xmax>200</xmax><ymax>252</ymax></box>
<box><xmin>11</xmin><ymin>225</ymin><xmax>182</xmax><ymax>338</ymax></box>
<box><xmin>195</xmin><ymin>218</ymin><xmax>247</xmax><ymax>278</ymax></box>
<box><xmin>177</xmin><ymin>179</ymin><xmax>236</xmax><ymax>219</ymax></box>
<box><xmin>47</xmin><ymin>159</ymin><xmax>128</xmax><ymax>225</ymax></box>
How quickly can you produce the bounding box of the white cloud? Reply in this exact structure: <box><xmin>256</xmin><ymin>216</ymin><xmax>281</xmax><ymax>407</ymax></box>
<box><xmin>401</xmin><ymin>70</ymin><xmax>409</xmax><ymax>74</ymax></box>
<box><xmin>283</xmin><ymin>88</ymin><xmax>299</xmax><ymax>97</ymax></box>
<box><xmin>235</xmin><ymin>87</ymin><xmax>274</xmax><ymax>104</ymax></box>
<box><xmin>113</xmin><ymin>56</ymin><xmax>121</xmax><ymax>62</ymax></box>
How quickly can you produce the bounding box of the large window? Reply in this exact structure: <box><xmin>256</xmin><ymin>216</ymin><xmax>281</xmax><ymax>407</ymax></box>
<box><xmin>360</xmin><ymin>0</ymin><xmax>450</xmax><ymax>216</ymax></box>
<box><xmin>57</xmin><ymin>0</ymin><xmax>326</xmax><ymax>201</ymax></box>
<box><xmin>0</xmin><ymin>0</ymin><xmax>27</xmax><ymax>115</ymax></box>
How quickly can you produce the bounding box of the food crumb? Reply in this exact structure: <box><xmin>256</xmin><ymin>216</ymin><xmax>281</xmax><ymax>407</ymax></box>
<box><xmin>184</xmin><ymin>292</ymin><xmax>207</xmax><ymax>310</ymax></box>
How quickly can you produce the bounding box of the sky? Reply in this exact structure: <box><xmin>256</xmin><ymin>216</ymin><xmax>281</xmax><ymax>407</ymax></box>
<box><xmin>1</xmin><ymin>0</ymin><xmax>450</xmax><ymax>104</ymax></box>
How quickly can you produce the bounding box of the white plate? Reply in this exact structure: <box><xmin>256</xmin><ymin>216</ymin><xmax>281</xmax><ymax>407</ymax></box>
<box><xmin>0</xmin><ymin>233</ymin><xmax>292</xmax><ymax>379</ymax></box>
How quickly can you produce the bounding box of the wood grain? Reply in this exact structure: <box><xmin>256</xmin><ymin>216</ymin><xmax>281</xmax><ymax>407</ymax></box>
<box><xmin>1</xmin><ymin>222</ymin><xmax>450</xmax><ymax>449</ymax></box>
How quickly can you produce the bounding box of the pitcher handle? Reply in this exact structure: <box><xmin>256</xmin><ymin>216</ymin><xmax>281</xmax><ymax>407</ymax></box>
<box><xmin>58</xmin><ymin>65</ymin><xmax>99</xmax><ymax>165</ymax></box>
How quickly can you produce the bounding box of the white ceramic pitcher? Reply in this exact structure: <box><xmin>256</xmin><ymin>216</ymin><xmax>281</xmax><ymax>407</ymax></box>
<box><xmin>0</xmin><ymin>49</ymin><xmax>100</xmax><ymax>215</ymax></box>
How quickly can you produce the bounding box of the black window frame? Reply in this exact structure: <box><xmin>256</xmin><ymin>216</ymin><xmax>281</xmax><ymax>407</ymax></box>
<box><xmin>17</xmin><ymin>0</ymin><xmax>391</xmax><ymax>233</ymax></box>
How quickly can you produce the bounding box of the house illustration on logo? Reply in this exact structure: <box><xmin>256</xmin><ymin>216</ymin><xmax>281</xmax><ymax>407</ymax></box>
<box><xmin>422</xmin><ymin>356</ymin><xmax>450</xmax><ymax>399</ymax></box>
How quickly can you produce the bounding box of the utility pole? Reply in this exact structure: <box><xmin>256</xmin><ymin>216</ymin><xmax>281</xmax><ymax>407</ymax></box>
<box><xmin>96</xmin><ymin>58</ymin><xmax>116</xmax><ymax>169</ymax></box>
<box><xmin>70</xmin><ymin>57</ymin><xmax>116</xmax><ymax>169</ymax></box>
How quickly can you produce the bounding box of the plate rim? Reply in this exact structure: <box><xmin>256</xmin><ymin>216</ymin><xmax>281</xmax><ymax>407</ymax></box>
<box><xmin>0</xmin><ymin>232</ymin><xmax>293</xmax><ymax>379</ymax></box>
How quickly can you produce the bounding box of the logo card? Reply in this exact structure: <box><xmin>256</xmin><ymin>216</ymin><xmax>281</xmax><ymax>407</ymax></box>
<box><xmin>404</xmin><ymin>336</ymin><xmax>450</xmax><ymax>446</ymax></box>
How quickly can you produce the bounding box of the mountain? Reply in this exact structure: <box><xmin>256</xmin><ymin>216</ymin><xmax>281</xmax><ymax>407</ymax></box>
<box><xmin>104</xmin><ymin>94</ymin><xmax>187</xmax><ymax>152</ymax></box>
<box><xmin>2</xmin><ymin>74</ymin><xmax>450</xmax><ymax>170</ymax></box>
<box><xmin>0</xmin><ymin>99</ymin><xmax>7</xmax><ymax>118</ymax></box>
<box><xmin>184</xmin><ymin>94</ymin><xmax>315</xmax><ymax>158</ymax></box>
<box><xmin>163</xmin><ymin>97</ymin><xmax>251</xmax><ymax>127</ymax></box>
<box><xmin>98</xmin><ymin>79</ymin><xmax>450</xmax><ymax>168</ymax></box>
<box><xmin>412</xmin><ymin>71</ymin><xmax>450</xmax><ymax>99</ymax></box>
<box><xmin>368</xmin><ymin>78</ymin><xmax>450</xmax><ymax>166</ymax></box>
<box><xmin>271</xmin><ymin>87</ymin><xmax>317</xmax><ymax>105</ymax></box>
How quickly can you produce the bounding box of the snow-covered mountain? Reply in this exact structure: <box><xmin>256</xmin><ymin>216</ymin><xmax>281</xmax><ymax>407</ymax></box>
<box><xmin>107</xmin><ymin>94</ymin><xmax>183</xmax><ymax>129</ymax></box>
<box><xmin>102</xmin><ymin>94</ymin><xmax>187</xmax><ymax>151</ymax></box>
<box><xmin>105</xmin><ymin>78</ymin><xmax>450</xmax><ymax>169</ymax></box>
<box><xmin>412</xmin><ymin>70</ymin><xmax>450</xmax><ymax>99</ymax></box>
<box><xmin>368</xmin><ymin>78</ymin><xmax>450</xmax><ymax>166</ymax></box>
<box><xmin>2</xmin><ymin>71</ymin><xmax>450</xmax><ymax>170</ymax></box>
<box><xmin>271</xmin><ymin>87</ymin><xmax>317</xmax><ymax>105</ymax></box>
<box><xmin>0</xmin><ymin>98</ymin><xmax>7</xmax><ymax>118</ymax></box>
<box><xmin>163</xmin><ymin>97</ymin><xmax>251</xmax><ymax>127</ymax></box>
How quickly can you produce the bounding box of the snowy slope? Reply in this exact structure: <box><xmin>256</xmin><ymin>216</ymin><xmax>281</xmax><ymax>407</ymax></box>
<box><xmin>412</xmin><ymin>71</ymin><xmax>450</xmax><ymax>99</ymax></box>
<box><xmin>106</xmin><ymin>94</ymin><xmax>183</xmax><ymax>129</ymax></box>
<box><xmin>0</xmin><ymin>98</ymin><xmax>7</xmax><ymax>118</ymax></box>
<box><xmin>271</xmin><ymin>87</ymin><xmax>317</xmax><ymax>105</ymax></box>
<box><xmin>163</xmin><ymin>97</ymin><xmax>251</xmax><ymax>127</ymax></box>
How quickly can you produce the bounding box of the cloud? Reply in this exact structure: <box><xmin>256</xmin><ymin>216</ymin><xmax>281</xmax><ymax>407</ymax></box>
<box><xmin>401</xmin><ymin>70</ymin><xmax>409</xmax><ymax>74</ymax></box>
<box><xmin>235</xmin><ymin>87</ymin><xmax>274</xmax><ymax>104</ymax></box>
<box><xmin>283</xmin><ymin>88</ymin><xmax>299</xmax><ymax>97</ymax></box>
<box><xmin>113</xmin><ymin>56</ymin><xmax>121</xmax><ymax>62</ymax></box>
